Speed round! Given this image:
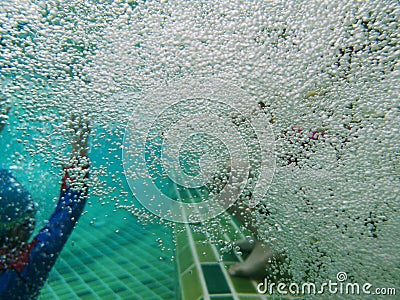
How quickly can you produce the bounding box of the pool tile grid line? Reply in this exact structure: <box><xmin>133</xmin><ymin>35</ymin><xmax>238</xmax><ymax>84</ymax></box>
<box><xmin>56</xmin><ymin>243</ymin><xmax>173</xmax><ymax>299</ymax></box>
<box><xmin>207</xmin><ymin>218</ymin><xmax>302</xmax><ymax>299</ymax></box>
<box><xmin>74</xmin><ymin>225</ymin><xmax>175</xmax><ymax>299</ymax></box>
<box><xmin>216</xmin><ymin>214</ymin><xmax>301</xmax><ymax>300</ymax></box>
<box><xmin>56</xmin><ymin>256</ymin><xmax>107</xmax><ymax>299</ymax></box>
<box><xmin>45</xmin><ymin>239</ymin><xmax>144</xmax><ymax>299</ymax></box>
<box><xmin>220</xmin><ymin>214</ymin><xmax>268</xmax><ymax>299</ymax></box>
<box><xmin>201</xmin><ymin>215</ymin><xmax>269</xmax><ymax>300</ymax></box>
<box><xmin>45</xmin><ymin>256</ymin><xmax>101</xmax><ymax>300</ymax></box>
<box><xmin>176</xmin><ymin>222</ymin><xmax>264</xmax><ymax>300</ymax></box>
<box><xmin>97</xmin><ymin>238</ymin><xmax>175</xmax><ymax>298</ymax></box>
<box><xmin>219</xmin><ymin>215</ymin><xmax>304</xmax><ymax>300</ymax></box>
<box><xmin>181</xmin><ymin>209</ymin><xmax>212</xmax><ymax>298</ymax></box>
<box><xmin>172</xmin><ymin>184</ymin><xmax>212</xmax><ymax>300</ymax></box>
<box><xmin>174</xmin><ymin>183</ymin><xmax>296</xmax><ymax>300</ymax></box>
<box><xmin>203</xmin><ymin>235</ymin><xmax>240</xmax><ymax>300</ymax></box>
<box><xmin>175</xmin><ymin>186</ymin><xmax>233</xmax><ymax>300</ymax></box>
<box><xmin>178</xmin><ymin>220</ymin><xmax>294</xmax><ymax>300</ymax></box>
<box><xmin>72</xmin><ymin>249</ymin><xmax>141</xmax><ymax>299</ymax></box>
<box><xmin>41</xmin><ymin>269</ymin><xmax>80</xmax><ymax>300</ymax></box>
<box><xmin>93</xmin><ymin>223</ymin><xmax>176</xmax><ymax>298</ymax></box>
<box><xmin>40</xmin><ymin>217</ymin><xmax>176</xmax><ymax>300</ymax></box>
<box><xmin>82</xmin><ymin>222</ymin><xmax>175</xmax><ymax>275</ymax></box>
<box><xmin>174</xmin><ymin>186</ymin><xmax>242</xmax><ymax>300</ymax></box>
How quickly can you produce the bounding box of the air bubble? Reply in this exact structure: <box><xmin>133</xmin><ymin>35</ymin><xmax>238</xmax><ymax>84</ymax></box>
<box><xmin>0</xmin><ymin>0</ymin><xmax>398</xmax><ymax>290</ymax></box>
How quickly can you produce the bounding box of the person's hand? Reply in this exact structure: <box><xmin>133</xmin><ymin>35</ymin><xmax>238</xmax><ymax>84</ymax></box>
<box><xmin>69</xmin><ymin>113</ymin><xmax>90</xmax><ymax>158</ymax></box>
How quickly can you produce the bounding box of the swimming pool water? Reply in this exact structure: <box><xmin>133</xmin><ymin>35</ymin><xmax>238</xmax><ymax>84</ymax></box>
<box><xmin>1</xmin><ymin>0</ymin><xmax>399</xmax><ymax>298</ymax></box>
<box><xmin>39</xmin><ymin>209</ymin><xmax>177</xmax><ymax>300</ymax></box>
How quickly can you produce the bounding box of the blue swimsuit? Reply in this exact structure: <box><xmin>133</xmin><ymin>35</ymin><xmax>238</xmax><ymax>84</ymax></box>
<box><xmin>0</xmin><ymin>162</ymin><xmax>89</xmax><ymax>300</ymax></box>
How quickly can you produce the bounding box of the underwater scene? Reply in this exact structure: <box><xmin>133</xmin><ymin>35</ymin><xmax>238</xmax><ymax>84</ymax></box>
<box><xmin>0</xmin><ymin>0</ymin><xmax>399</xmax><ymax>299</ymax></box>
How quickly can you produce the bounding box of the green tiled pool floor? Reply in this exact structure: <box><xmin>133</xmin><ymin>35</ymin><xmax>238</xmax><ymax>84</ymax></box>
<box><xmin>37</xmin><ymin>183</ymin><xmax>300</xmax><ymax>299</ymax></box>
<box><xmin>175</xmin><ymin>213</ymin><xmax>303</xmax><ymax>300</ymax></box>
<box><xmin>39</xmin><ymin>210</ymin><xmax>176</xmax><ymax>300</ymax></box>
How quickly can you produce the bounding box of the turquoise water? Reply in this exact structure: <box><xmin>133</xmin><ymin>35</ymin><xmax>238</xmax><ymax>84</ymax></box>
<box><xmin>39</xmin><ymin>211</ymin><xmax>177</xmax><ymax>299</ymax></box>
<box><xmin>39</xmin><ymin>210</ymin><xmax>176</xmax><ymax>299</ymax></box>
<box><xmin>1</xmin><ymin>1</ymin><xmax>399</xmax><ymax>299</ymax></box>
<box><xmin>1</xmin><ymin>114</ymin><xmax>177</xmax><ymax>299</ymax></box>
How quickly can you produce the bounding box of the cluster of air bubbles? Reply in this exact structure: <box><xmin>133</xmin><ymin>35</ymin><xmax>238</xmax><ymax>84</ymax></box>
<box><xmin>1</xmin><ymin>0</ymin><xmax>399</xmax><ymax>290</ymax></box>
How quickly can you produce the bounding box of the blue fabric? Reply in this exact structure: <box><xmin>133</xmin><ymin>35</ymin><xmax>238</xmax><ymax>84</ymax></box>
<box><xmin>0</xmin><ymin>174</ymin><xmax>88</xmax><ymax>300</ymax></box>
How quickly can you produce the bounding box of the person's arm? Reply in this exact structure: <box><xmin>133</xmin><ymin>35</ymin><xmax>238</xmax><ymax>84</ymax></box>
<box><xmin>19</xmin><ymin>114</ymin><xmax>90</xmax><ymax>296</ymax></box>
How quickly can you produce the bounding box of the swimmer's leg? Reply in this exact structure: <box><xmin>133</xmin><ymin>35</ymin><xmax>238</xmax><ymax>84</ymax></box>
<box><xmin>229</xmin><ymin>241</ymin><xmax>273</xmax><ymax>279</ymax></box>
<box><xmin>228</xmin><ymin>202</ymin><xmax>259</xmax><ymax>253</ymax></box>
<box><xmin>234</xmin><ymin>239</ymin><xmax>256</xmax><ymax>253</ymax></box>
